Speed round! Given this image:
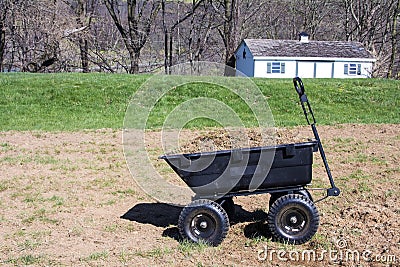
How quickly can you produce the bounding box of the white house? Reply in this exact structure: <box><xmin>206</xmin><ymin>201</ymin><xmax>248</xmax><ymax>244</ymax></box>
<box><xmin>234</xmin><ymin>33</ymin><xmax>375</xmax><ymax>78</ymax></box>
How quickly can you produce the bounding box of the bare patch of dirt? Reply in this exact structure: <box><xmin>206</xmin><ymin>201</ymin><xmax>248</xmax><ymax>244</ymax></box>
<box><xmin>0</xmin><ymin>124</ymin><xmax>399</xmax><ymax>266</ymax></box>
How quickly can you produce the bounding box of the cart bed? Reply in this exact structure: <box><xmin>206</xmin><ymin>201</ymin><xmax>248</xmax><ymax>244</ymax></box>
<box><xmin>160</xmin><ymin>141</ymin><xmax>318</xmax><ymax>197</ymax></box>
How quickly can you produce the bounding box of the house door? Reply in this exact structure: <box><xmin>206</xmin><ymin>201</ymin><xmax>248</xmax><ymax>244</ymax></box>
<box><xmin>296</xmin><ymin>61</ymin><xmax>314</xmax><ymax>78</ymax></box>
<box><xmin>296</xmin><ymin>61</ymin><xmax>334</xmax><ymax>78</ymax></box>
<box><xmin>315</xmin><ymin>62</ymin><xmax>333</xmax><ymax>78</ymax></box>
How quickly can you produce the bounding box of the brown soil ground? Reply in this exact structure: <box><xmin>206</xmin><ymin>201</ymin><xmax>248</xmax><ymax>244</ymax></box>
<box><xmin>0</xmin><ymin>124</ymin><xmax>399</xmax><ymax>266</ymax></box>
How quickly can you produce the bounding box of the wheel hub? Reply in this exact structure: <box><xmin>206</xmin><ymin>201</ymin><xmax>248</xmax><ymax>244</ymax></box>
<box><xmin>289</xmin><ymin>216</ymin><xmax>298</xmax><ymax>224</ymax></box>
<box><xmin>282</xmin><ymin>209</ymin><xmax>307</xmax><ymax>234</ymax></box>
<box><xmin>190</xmin><ymin>214</ymin><xmax>216</xmax><ymax>238</ymax></box>
<box><xmin>200</xmin><ymin>221</ymin><xmax>208</xmax><ymax>229</ymax></box>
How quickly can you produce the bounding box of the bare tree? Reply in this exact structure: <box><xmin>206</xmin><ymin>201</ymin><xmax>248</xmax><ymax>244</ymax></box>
<box><xmin>6</xmin><ymin>1</ymin><xmax>61</xmax><ymax>72</ymax></box>
<box><xmin>0</xmin><ymin>0</ymin><xmax>10</xmax><ymax>71</ymax></box>
<box><xmin>186</xmin><ymin>1</ymin><xmax>216</xmax><ymax>63</ymax></box>
<box><xmin>161</xmin><ymin>0</ymin><xmax>205</xmax><ymax>72</ymax></box>
<box><xmin>90</xmin><ymin>14</ymin><xmax>128</xmax><ymax>72</ymax></box>
<box><xmin>296</xmin><ymin>0</ymin><xmax>330</xmax><ymax>39</ymax></box>
<box><xmin>210</xmin><ymin>0</ymin><xmax>238</xmax><ymax>65</ymax></box>
<box><xmin>63</xmin><ymin>0</ymin><xmax>97</xmax><ymax>72</ymax></box>
<box><xmin>338</xmin><ymin>0</ymin><xmax>400</xmax><ymax>76</ymax></box>
<box><xmin>103</xmin><ymin>0</ymin><xmax>161</xmax><ymax>73</ymax></box>
<box><xmin>210</xmin><ymin>0</ymin><xmax>273</xmax><ymax>65</ymax></box>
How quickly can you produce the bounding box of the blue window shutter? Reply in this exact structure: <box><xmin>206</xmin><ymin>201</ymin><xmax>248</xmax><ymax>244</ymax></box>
<box><xmin>267</xmin><ymin>62</ymin><xmax>271</xmax><ymax>73</ymax></box>
<box><xmin>281</xmin><ymin>63</ymin><xmax>285</xmax><ymax>73</ymax></box>
<box><xmin>357</xmin><ymin>64</ymin><xmax>361</xmax><ymax>75</ymax></box>
<box><xmin>344</xmin><ymin>64</ymin><xmax>348</xmax><ymax>75</ymax></box>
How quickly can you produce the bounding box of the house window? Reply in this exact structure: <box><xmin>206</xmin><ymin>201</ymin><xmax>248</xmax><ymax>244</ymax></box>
<box><xmin>344</xmin><ymin>63</ymin><xmax>362</xmax><ymax>75</ymax></box>
<box><xmin>267</xmin><ymin>62</ymin><xmax>285</xmax><ymax>74</ymax></box>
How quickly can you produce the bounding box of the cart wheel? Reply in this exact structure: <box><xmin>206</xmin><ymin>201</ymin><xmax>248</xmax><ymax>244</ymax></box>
<box><xmin>216</xmin><ymin>197</ymin><xmax>235</xmax><ymax>221</ymax></box>
<box><xmin>269</xmin><ymin>190</ymin><xmax>313</xmax><ymax>208</ymax></box>
<box><xmin>268</xmin><ymin>194</ymin><xmax>319</xmax><ymax>244</ymax></box>
<box><xmin>178</xmin><ymin>199</ymin><xmax>229</xmax><ymax>246</ymax></box>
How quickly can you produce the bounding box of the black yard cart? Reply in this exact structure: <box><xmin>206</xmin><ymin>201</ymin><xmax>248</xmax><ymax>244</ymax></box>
<box><xmin>160</xmin><ymin>77</ymin><xmax>340</xmax><ymax>246</ymax></box>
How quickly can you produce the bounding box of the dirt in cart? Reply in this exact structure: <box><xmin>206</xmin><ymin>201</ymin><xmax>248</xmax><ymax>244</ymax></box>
<box><xmin>174</xmin><ymin>127</ymin><xmax>311</xmax><ymax>153</ymax></box>
<box><xmin>0</xmin><ymin>124</ymin><xmax>399</xmax><ymax>266</ymax></box>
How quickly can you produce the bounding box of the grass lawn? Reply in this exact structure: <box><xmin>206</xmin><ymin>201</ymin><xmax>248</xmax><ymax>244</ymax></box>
<box><xmin>0</xmin><ymin>73</ymin><xmax>147</xmax><ymax>131</ymax></box>
<box><xmin>0</xmin><ymin>73</ymin><xmax>399</xmax><ymax>131</ymax></box>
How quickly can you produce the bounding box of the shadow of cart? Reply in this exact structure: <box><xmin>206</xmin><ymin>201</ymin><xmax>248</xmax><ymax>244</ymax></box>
<box><xmin>121</xmin><ymin>201</ymin><xmax>272</xmax><ymax>241</ymax></box>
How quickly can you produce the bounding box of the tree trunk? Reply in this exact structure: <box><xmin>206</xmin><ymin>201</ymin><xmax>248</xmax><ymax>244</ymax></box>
<box><xmin>162</xmin><ymin>0</ymin><xmax>168</xmax><ymax>73</ymax></box>
<box><xmin>75</xmin><ymin>0</ymin><xmax>90</xmax><ymax>73</ymax></box>
<box><xmin>388</xmin><ymin>0</ymin><xmax>400</xmax><ymax>78</ymax></box>
<box><xmin>0</xmin><ymin>20</ymin><xmax>5</xmax><ymax>72</ymax></box>
<box><xmin>169</xmin><ymin>32</ymin><xmax>173</xmax><ymax>69</ymax></box>
<box><xmin>129</xmin><ymin>51</ymin><xmax>140</xmax><ymax>74</ymax></box>
<box><xmin>223</xmin><ymin>0</ymin><xmax>233</xmax><ymax>63</ymax></box>
<box><xmin>0</xmin><ymin>0</ymin><xmax>7</xmax><ymax>72</ymax></box>
<box><xmin>79</xmin><ymin>38</ymin><xmax>89</xmax><ymax>73</ymax></box>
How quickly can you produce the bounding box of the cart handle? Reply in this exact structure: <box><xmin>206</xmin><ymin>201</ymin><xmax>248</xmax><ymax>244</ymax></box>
<box><xmin>292</xmin><ymin>77</ymin><xmax>340</xmax><ymax>197</ymax></box>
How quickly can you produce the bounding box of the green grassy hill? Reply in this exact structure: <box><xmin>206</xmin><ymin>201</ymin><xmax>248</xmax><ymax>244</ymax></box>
<box><xmin>0</xmin><ymin>73</ymin><xmax>399</xmax><ymax>131</ymax></box>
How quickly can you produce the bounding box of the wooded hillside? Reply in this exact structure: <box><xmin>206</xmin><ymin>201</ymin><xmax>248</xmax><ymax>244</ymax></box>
<box><xmin>0</xmin><ymin>0</ymin><xmax>399</xmax><ymax>78</ymax></box>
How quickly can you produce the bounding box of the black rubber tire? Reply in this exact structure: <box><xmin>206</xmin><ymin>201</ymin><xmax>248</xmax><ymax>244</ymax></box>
<box><xmin>178</xmin><ymin>199</ymin><xmax>229</xmax><ymax>246</ymax></box>
<box><xmin>269</xmin><ymin>190</ymin><xmax>313</xmax><ymax>208</ymax></box>
<box><xmin>297</xmin><ymin>189</ymin><xmax>313</xmax><ymax>202</ymax></box>
<box><xmin>269</xmin><ymin>193</ymin><xmax>286</xmax><ymax>208</ymax></box>
<box><xmin>216</xmin><ymin>197</ymin><xmax>235</xmax><ymax>221</ymax></box>
<box><xmin>267</xmin><ymin>194</ymin><xmax>319</xmax><ymax>245</ymax></box>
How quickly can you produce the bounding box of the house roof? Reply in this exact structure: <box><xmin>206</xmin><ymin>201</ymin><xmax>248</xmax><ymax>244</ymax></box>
<box><xmin>242</xmin><ymin>39</ymin><xmax>375</xmax><ymax>59</ymax></box>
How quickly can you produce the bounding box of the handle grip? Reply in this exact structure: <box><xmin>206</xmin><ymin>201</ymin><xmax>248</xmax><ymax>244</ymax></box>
<box><xmin>293</xmin><ymin>77</ymin><xmax>305</xmax><ymax>97</ymax></box>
